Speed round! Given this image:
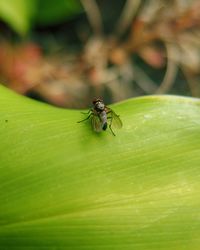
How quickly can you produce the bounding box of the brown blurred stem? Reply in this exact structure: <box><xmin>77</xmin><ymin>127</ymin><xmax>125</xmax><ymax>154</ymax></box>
<box><xmin>183</xmin><ymin>68</ymin><xmax>200</xmax><ymax>97</ymax></box>
<box><xmin>133</xmin><ymin>64</ymin><xmax>157</xmax><ymax>94</ymax></box>
<box><xmin>115</xmin><ymin>0</ymin><xmax>141</xmax><ymax>37</ymax></box>
<box><xmin>81</xmin><ymin>0</ymin><xmax>103</xmax><ymax>35</ymax></box>
<box><xmin>156</xmin><ymin>43</ymin><xmax>178</xmax><ymax>94</ymax></box>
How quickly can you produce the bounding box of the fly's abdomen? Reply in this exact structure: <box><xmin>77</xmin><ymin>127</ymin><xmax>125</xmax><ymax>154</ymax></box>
<box><xmin>100</xmin><ymin>111</ymin><xmax>107</xmax><ymax>130</ymax></box>
<box><xmin>102</xmin><ymin>122</ymin><xmax>107</xmax><ymax>130</ymax></box>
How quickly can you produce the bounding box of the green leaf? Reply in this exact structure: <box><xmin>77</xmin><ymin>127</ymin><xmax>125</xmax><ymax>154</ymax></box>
<box><xmin>0</xmin><ymin>85</ymin><xmax>200</xmax><ymax>249</ymax></box>
<box><xmin>36</xmin><ymin>0</ymin><xmax>83</xmax><ymax>26</ymax></box>
<box><xmin>0</xmin><ymin>0</ymin><xmax>36</xmax><ymax>35</ymax></box>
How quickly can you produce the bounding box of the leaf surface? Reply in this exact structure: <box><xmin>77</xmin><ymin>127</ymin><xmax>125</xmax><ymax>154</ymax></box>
<box><xmin>0</xmin><ymin>85</ymin><xmax>200</xmax><ymax>249</ymax></box>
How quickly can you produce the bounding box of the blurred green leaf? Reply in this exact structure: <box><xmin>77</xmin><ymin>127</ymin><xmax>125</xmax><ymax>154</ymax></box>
<box><xmin>36</xmin><ymin>0</ymin><xmax>83</xmax><ymax>26</ymax></box>
<box><xmin>0</xmin><ymin>85</ymin><xmax>200</xmax><ymax>249</ymax></box>
<box><xmin>0</xmin><ymin>0</ymin><xmax>36</xmax><ymax>35</ymax></box>
<box><xmin>0</xmin><ymin>0</ymin><xmax>82</xmax><ymax>34</ymax></box>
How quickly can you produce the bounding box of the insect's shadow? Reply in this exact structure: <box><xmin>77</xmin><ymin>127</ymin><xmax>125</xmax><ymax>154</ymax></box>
<box><xmin>78</xmin><ymin>117</ymin><xmax>102</xmax><ymax>136</ymax></box>
<box><xmin>77</xmin><ymin>115</ymin><xmax>112</xmax><ymax>148</ymax></box>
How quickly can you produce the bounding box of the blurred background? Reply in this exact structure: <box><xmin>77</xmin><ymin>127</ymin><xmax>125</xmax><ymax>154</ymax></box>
<box><xmin>0</xmin><ymin>0</ymin><xmax>199</xmax><ymax>108</ymax></box>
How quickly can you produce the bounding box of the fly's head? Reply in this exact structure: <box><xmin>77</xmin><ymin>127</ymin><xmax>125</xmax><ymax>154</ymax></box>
<box><xmin>93</xmin><ymin>98</ymin><xmax>105</xmax><ymax>111</ymax></box>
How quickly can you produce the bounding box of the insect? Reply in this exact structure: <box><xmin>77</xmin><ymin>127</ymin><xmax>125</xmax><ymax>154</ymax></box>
<box><xmin>78</xmin><ymin>98</ymin><xmax>122</xmax><ymax>136</ymax></box>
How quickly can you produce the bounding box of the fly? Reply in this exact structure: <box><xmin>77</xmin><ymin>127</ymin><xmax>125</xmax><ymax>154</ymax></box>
<box><xmin>78</xmin><ymin>98</ymin><xmax>122</xmax><ymax>136</ymax></box>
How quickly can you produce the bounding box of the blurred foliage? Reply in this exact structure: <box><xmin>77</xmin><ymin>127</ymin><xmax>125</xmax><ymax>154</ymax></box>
<box><xmin>36</xmin><ymin>0</ymin><xmax>83</xmax><ymax>26</ymax></box>
<box><xmin>0</xmin><ymin>0</ymin><xmax>82</xmax><ymax>34</ymax></box>
<box><xmin>0</xmin><ymin>0</ymin><xmax>36</xmax><ymax>35</ymax></box>
<box><xmin>0</xmin><ymin>0</ymin><xmax>199</xmax><ymax>108</ymax></box>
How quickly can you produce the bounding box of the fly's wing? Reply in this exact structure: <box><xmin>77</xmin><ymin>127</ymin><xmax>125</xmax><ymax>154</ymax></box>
<box><xmin>91</xmin><ymin>114</ymin><xmax>102</xmax><ymax>132</ymax></box>
<box><xmin>107</xmin><ymin>108</ymin><xmax>122</xmax><ymax>129</ymax></box>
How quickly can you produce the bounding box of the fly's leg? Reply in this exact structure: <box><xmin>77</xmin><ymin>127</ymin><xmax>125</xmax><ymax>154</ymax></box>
<box><xmin>81</xmin><ymin>109</ymin><xmax>92</xmax><ymax>115</ymax></box>
<box><xmin>77</xmin><ymin>112</ymin><xmax>92</xmax><ymax>123</ymax></box>
<box><xmin>107</xmin><ymin>116</ymin><xmax>116</xmax><ymax>136</ymax></box>
<box><xmin>109</xmin><ymin>124</ymin><xmax>116</xmax><ymax>136</ymax></box>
